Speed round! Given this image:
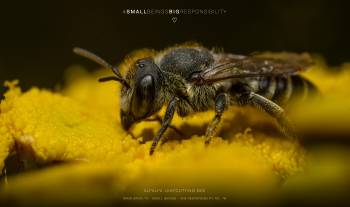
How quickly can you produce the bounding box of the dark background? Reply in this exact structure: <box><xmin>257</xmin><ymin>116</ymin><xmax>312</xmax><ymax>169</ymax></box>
<box><xmin>0</xmin><ymin>0</ymin><xmax>349</xmax><ymax>95</ymax></box>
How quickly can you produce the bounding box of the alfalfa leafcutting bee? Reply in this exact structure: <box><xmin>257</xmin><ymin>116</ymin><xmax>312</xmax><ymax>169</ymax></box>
<box><xmin>73</xmin><ymin>43</ymin><xmax>316</xmax><ymax>155</ymax></box>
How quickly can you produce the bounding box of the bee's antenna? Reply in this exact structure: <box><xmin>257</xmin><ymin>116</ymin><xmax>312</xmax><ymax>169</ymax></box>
<box><xmin>73</xmin><ymin>47</ymin><xmax>130</xmax><ymax>88</ymax></box>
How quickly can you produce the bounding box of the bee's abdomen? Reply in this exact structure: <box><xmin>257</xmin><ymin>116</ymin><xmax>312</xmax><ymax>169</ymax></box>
<box><xmin>256</xmin><ymin>75</ymin><xmax>317</xmax><ymax>105</ymax></box>
<box><xmin>288</xmin><ymin>75</ymin><xmax>318</xmax><ymax>101</ymax></box>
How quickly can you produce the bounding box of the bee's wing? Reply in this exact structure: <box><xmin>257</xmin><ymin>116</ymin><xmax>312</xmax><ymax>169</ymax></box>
<box><xmin>198</xmin><ymin>52</ymin><xmax>313</xmax><ymax>83</ymax></box>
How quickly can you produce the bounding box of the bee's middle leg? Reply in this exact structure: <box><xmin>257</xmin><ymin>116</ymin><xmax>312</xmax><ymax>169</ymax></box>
<box><xmin>205</xmin><ymin>93</ymin><xmax>228</xmax><ymax>144</ymax></box>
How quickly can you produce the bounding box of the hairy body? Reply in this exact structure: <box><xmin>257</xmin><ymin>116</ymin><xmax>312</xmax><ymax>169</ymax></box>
<box><xmin>74</xmin><ymin>43</ymin><xmax>316</xmax><ymax>154</ymax></box>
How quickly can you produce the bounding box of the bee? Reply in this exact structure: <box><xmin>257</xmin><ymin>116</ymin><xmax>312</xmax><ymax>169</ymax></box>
<box><xmin>73</xmin><ymin>44</ymin><xmax>316</xmax><ymax>155</ymax></box>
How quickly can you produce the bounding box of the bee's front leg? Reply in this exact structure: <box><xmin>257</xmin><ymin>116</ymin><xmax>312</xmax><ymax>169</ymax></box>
<box><xmin>205</xmin><ymin>93</ymin><xmax>228</xmax><ymax>144</ymax></box>
<box><xmin>149</xmin><ymin>97</ymin><xmax>178</xmax><ymax>155</ymax></box>
<box><xmin>145</xmin><ymin>115</ymin><xmax>183</xmax><ymax>136</ymax></box>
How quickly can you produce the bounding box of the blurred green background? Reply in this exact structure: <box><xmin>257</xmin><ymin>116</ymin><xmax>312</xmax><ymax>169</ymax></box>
<box><xmin>0</xmin><ymin>0</ymin><xmax>349</xmax><ymax>95</ymax></box>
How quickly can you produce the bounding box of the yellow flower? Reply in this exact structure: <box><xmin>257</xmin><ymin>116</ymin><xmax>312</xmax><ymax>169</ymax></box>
<box><xmin>0</xmin><ymin>58</ymin><xmax>349</xmax><ymax>205</ymax></box>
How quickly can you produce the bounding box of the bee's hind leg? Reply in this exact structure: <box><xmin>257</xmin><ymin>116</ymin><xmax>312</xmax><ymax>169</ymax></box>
<box><xmin>205</xmin><ymin>93</ymin><xmax>228</xmax><ymax>144</ymax></box>
<box><xmin>240</xmin><ymin>91</ymin><xmax>297</xmax><ymax>139</ymax></box>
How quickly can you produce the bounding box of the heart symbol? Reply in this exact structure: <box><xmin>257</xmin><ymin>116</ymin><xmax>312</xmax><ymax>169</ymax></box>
<box><xmin>172</xmin><ymin>17</ymin><xmax>178</xmax><ymax>23</ymax></box>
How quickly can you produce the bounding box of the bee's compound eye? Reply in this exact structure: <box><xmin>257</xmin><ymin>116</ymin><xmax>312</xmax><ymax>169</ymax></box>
<box><xmin>132</xmin><ymin>75</ymin><xmax>155</xmax><ymax>119</ymax></box>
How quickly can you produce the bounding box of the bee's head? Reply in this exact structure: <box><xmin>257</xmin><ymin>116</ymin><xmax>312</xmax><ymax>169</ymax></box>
<box><xmin>73</xmin><ymin>47</ymin><xmax>162</xmax><ymax>131</ymax></box>
<box><xmin>120</xmin><ymin>57</ymin><xmax>163</xmax><ymax>130</ymax></box>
